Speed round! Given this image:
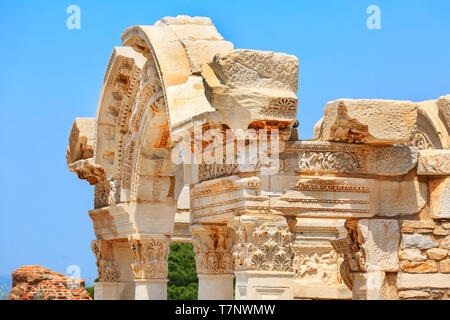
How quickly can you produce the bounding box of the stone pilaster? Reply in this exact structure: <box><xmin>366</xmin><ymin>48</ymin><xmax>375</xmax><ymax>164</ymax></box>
<box><xmin>91</xmin><ymin>240</ymin><xmax>120</xmax><ymax>300</ymax></box>
<box><xmin>289</xmin><ymin>218</ymin><xmax>352</xmax><ymax>300</ymax></box>
<box><xmin>128</xmin><ymin>234</ymin><xmax>171</xmax><ymax>300</ymax></box>
<box><xmin>191</xmin><ymin>224</ymin><xmax>234</xmax><ymax>300</ymax></box>
<box><xmin>229</xmin><ymin>215</ymin><xmax>295</xmax><ymax>300</ymax></box>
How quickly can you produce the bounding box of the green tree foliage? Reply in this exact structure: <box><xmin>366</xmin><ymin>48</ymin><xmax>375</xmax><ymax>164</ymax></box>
<box><xmin>85</xmin><ymin>278</ymin><xmax>97</xmax><ymax>299</ymax></box>
<box><xmin>168</xmin><ymin>243</ymin><xmax>198</xmax><ymax>300</ymax></box>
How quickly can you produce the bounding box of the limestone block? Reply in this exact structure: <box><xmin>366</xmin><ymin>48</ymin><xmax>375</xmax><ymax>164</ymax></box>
<box><xmin>207</xmin><ymin>49</ymin><xmax>298</xmax><ymax>93</ymax></box>
<box><xmin>427</xmin><ymin>248</ymin><xmax>448</xmax><ymax>260</ymax></box>
<box><xmin>352</xmin><ymin>271</ymin><xmax>397</xmax><ymax>300</ymax></box>
<box><xmin>94</xmin><ymin>282</ymin><xmax>119</xmax><ymax>300</ymax></box>
<box><xmin>201</xmin><ymin>49</ymin><xmax>299</xmax><ymax>131</ymax></box>
<box><xmin>274</xmin><ymin>177</ymin><xmax>372</xmax><ymax>218</ymax></box>
<box><xmin>397</xmin><ymin>273</ymin><xmax>450</xmax><ymax>289</ymax></box>
<box><xmin>131</xmin><ymin>202</ymin><xmax>177</xmax><ymax>234</ymax></box>
<box><xmin>235</xmin><ymin>271</ymin><xmax>294</xmax><ymax>300</ymax></box>
<box><xmin>441</xmin><ymin>236</ymin><xmax>450</xmax><ymax>250</ymax></box>
<box><xmin>294</xmin><ymin>284</ymin><xmax>352</xmax><ymax>300</ymax></box>
<box><xmin>429</xmin><ymin>178</ymin><xmax>450</xmax><ymax>219</ymax></box>
<box><xmin>177</xmin><ymin>186</ymin><xmax>190</xmax><ymax>210</ymax></box>
<box><xmin>156</xmin><ymin>15</ymin><xmax>233</xmax><ymax>74</ymax></box>
<box><xmin>398</xmin><ymin>290</ymin><xmax>430</xmax><ymax>299</ymax></box>
<box><xmin>400</xmin><ymin>260</ymin><xmax>438</xmax><ymax>273</ymax></box>
<box><xmin>417</xmin><ymin>150</ymin><xmax>450</xmax><ymax>175</ymax></box>
<box><xmin>438</xmin><ymin>95</ymin><xmax>450</xmax><ymax>132</ymax></box>
<box><xmin>401</xmin><ymin>220</ymin><xmax>436</xmax><ymax>229</ymax></box>
<box><xmin>399</xmin><ymin>249</ymin><xmax>427</xmax><ymax>262</ymax></box>
<box><xmin>319</xmin><ymin>99</ymin><xmax>417</xmax><ymax>144</ymax></box>
<box><xmin>402</xmin><ymin>234</ymin><xmax>438</xmax><ymax>249</ymax></box>
<box><xmin>434</xmin><ymin>226</ymin><xmax>449</xmax><ymax>236</ymax></box>
<box><xmin>440</xmin><ymin>259</ymin><xmax>450</xmax><ymax>273</ymax></box>
<box><xmin>198</xmin><ymin>274</ymin><xmax>234</xmax><ymax>300</ymax></box>
<box><xmin>134</xmin><ymin>280</ymin><xmax>167</xmax><ymax>300</ymax></box>
<box><xmin>66</xmin><ymin>118</ymin><xmax>96</xmax><ymax>165</ymax></box>
<box><xmin>370</xmin><ymin>176</ymin><xmax>427</xmax><ymax>217</ymax></box>
<box><xmin>358</xmin><ymin>220</ymin><xmax>400</xmax><ymax>271</ymax></box>
<box><xmin>167</xmin><ymin>76</ymin><xmax>215</xmax><ymax>128</ymax></box>
<box><xmin>89</xmin><ymin>204</ymin><xmax>134</xmax><ymax>240</ymax></box>
<box><xmin>190</xmin><ymin>176</ymin><xmax>266</xmax><ymax>224</ymax></box>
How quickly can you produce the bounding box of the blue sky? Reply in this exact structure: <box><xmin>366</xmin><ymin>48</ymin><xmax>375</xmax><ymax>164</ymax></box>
<box><xmin>0</xmin><ymin>1</ymin><xmax>449</xmax><ymax>284</ymax></box>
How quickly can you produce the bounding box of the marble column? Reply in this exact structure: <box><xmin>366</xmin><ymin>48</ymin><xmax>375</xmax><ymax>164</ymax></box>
<box><xmin>128</xmin><ymin>234</ymin><xmax>171</xmax><ymax>300</ymax></box>
<box><xmin>191</xmin><ymin>224</ymin><xmax>234</xmax><ymax>300</ymax></box>
<box><xmin>91</xmin><ymin>239</ymin><xmax>136</xmax><ymax>300</ymax></box>
<box><xmin>229</xmin><ymin>215</ymin><xmax>295</xmax><ymax>300</ymax></box>
<box><xmin>288</xmin><ymin>218</ymin><xmax>352</xmax><ymax>300</ymax></box>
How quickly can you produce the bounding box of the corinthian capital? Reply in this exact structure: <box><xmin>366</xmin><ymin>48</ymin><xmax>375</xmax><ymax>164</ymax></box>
<box><xmin>128</xmin><ymin>234</ymin><xmax>170</xmax><ymax>279</ymax></box>
<box><xmin>229</xmin><ymin>215</ymin><xmax>295</xmax><ymax>272</ymax></box>
<box><xmin>191</xmin><ymin>225</ymin><xmax>233</xmax><ymax>274</ymax></box>
<box><xmin>91</xmin><ymin>240</ymin><xmax>119</xmax><ymax>282</ymax></box>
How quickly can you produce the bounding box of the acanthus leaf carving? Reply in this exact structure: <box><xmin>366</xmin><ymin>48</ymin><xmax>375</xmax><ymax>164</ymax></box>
<box><xmin>192</xmin><ymin>226</ymin><xmax>233</xmax><ymax>274</ymax></box>
<box><xmin>230</xmin><ymin>218</ymin><xmax>294</xmax><ymax>272</ymax></box>
<box><xmin>129</xmin><ymin>236</ymin><xmax>170</xmax><ymax>279</ymax></box>
<box><xmin>91</xmin><ymin>240</ymin><xmax>119</xmax><ymax>282</ymax></box>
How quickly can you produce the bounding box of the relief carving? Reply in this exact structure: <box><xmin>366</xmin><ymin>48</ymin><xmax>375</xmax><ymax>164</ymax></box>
<box><xmin>231</xmin><ymin>219</ymin><xmax>294</xmax><ymax>272</ymax></box>
<box><xmin>293</xmin><ymin>246</ymin><xmax>343</xmax><ymax>286</ymax></box>
<box><xmin>91</xmin><ymin>240</ymin><xmax>119</xmax><ymax>282</ymax></box>
<box><xmin>94</xmin><ymin>179</ymin><xmax>121</xmax><ymax>209</ymax></box>
<box><xmin>192</xmin><ymin>226</ymin><xmax>233</xmax><ymax>274</ymax></box>
<box><xmin>129</xmin><ymin>236</ymin><xmax>170</xmax><ymax>279</ymax></box>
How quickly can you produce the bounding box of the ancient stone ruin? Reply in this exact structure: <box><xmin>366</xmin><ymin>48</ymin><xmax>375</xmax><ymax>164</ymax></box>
<box><xmin>9</xmin><ymin>266</ymin><xmax>91</xmax><ymax>300</ymax></box>
<box><xmin>66</xmin><ymin>15</ymin><xmax>450</xmax><ymax>300</ymax></box>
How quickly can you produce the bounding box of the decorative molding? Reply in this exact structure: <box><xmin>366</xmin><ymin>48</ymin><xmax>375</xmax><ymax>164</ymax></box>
<box><xmin>129</xmin><ymin>236</ymin><xmax>170</xmax><ymax>279</ymax></box>
<box><xmin>191</xmin><ymin>177</ymin><xmax>260</xmax><ymax>199</ymax></box>
<box><xmin>292</xmin><ymin>179</ymin><xmax>369</xmax><ymax>193</ymax></box>
<box><xmin>94</xmin><ymin>179</ymin><xmax>121</xmax><ymax>209</ymax></box>
<box><xmin>198</xmin><ymin>163</ymin><xmax>238</xmax><ymax>183</ymax></box>
<box><xmin>262</xmin><ymin>97</ymin><xmax>297</xmax><ymax>119</ymax></box>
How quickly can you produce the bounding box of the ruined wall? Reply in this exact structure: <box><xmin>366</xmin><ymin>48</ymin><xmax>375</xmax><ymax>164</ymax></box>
<box><xmin>9</xmin><ymin>266</ymin><xmax>91</xmax><ymax>300</ymax></box>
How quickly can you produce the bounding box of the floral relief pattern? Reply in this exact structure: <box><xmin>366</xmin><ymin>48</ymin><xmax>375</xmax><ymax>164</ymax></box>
<box><xmin>129</xmin><ymin>237</ymin><xmax>170</xmax><ymax>279</ymax></box>
<box><xmin>232</xmin><ymin>222</ymin><xmax>294</xmax><ymax>272</ymax></box>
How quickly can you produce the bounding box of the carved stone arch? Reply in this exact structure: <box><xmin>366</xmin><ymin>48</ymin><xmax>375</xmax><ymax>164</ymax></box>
<box><xmin>95</xmin><ymin>47</ymin><xmax>146</xmax><ymax>179</ymax></box>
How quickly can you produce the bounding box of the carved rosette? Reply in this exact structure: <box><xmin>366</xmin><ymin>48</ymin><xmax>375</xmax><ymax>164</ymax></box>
<box><xmin>230</xmin><ymin>217</ymin><xmax>294</xmax><ymax>272</ymax></box>
<box><xmin>129</xmin><ymin>235</ymin><xmax>170</xmax><ymax>279</ymax></box>
<box><xmin>91</xmin><ymin>240</ymin><xmax>119</xmax><ymax>282</ymax></box>
<box><xmin>191</xmin><ymin>226</ymin><xmax>233</xmax><ymax>274</ymax></box>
